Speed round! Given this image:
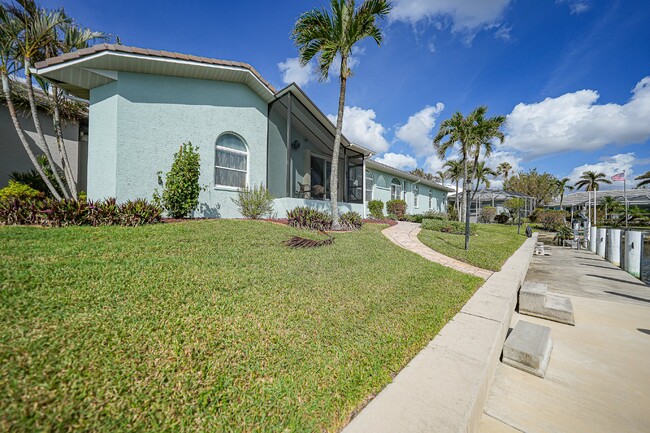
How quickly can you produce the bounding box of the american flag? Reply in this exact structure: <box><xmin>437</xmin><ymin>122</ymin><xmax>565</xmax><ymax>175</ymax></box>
<box><xmin>611</xmin><ymin>172</ymin><xmax>625</xmax><ymax>181</ymax></box>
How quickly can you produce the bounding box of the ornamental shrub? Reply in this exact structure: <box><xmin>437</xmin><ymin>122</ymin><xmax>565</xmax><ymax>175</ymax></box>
<box><xmin>287</xmin><ymin>206</ymin><xmax>332</xmax><ymax>231</ymax></box>
<box><xmin>386</xmin><ymin>199</ymin><xmax>407</xmax><ymax>219</ymax></box>
<box><xmin>537</xmin><ymin>209</ymin><xmax>568</xmax><ymax>231</ymax></box>
<box><xmin>479</xmin><ymin>206</ymin><xmax>497</xmax><ymax>223</ymax></box>
<box><xmin>154</xmin><ymin>142</ymin><xmax>203</xmax><ymax>218</ymax></box>
<box><xmin>340</xmin><ymin>211</ymin><xmax>363</xmax><ymax>230</ymax></box>
<box><xmin>495</xmin><ymin>214</ymin><xmax>509</xmax><ymax>224</ymax></box>
<box><xmin>0</xmin><ymin>180</ymin><xmax>43</xmax><ymax>201</ymax></box>
<box><xmin>421</xmin><ymin>218</ymin><xmax>477</xmax><ymax>235</ymax></box>
<box><xmin>422</xmin><ymin>210</ymin><xmax>447</xmax><ymax>221</ymax></box>
<box><xmin>368</xmin><ymin>199</ymin><xmax>384</xmax><ymax>219</ymax></box>
<box><xmin>0</xmin><ymin>197</ymin><xmax>162</xmax><ymax>227</ymax></box>
<box><xmin>232</xmin><ymin>184</ymin><xmax>274</xmax><ymax>219</ymax></box>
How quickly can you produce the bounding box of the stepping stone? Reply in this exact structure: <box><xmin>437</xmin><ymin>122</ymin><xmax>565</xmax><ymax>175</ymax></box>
<box><xmin>519</xmin><ymin>282</ymin><xmax>575</xmax><ymax>326</ymax></box>
<box><xmin>502</xmin><ymin>320</ymin><xmax>553</xmax><ymax>378</ymax></box>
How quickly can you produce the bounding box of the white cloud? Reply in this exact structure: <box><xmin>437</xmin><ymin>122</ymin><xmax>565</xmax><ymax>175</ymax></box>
<box><xmin>557</xmin><ymin>0</ymin><xmax>590</xmax><ymax>14</ymax></box>
<box><xmin>390</xmin><ymin>0</ymin><xmax>512</xmax><ymax>32</ymax></box>
<box><xmin>395</xmin><ymin>104</ymin><xmax>445</xmax><ymax>157</ymax></box>
<box><xmin>567</xmin><ymin>153</ymin><xmax>636</xmax><ymax>189</ymax></box>
<box><xmin>503</xmin><ymin>76</ymin><xmax>650</xmax><ymax>157</ymax></box>
<box><xmin>423</xmin><ymin>155</ymin><xmax>447</xmax><ymax>174</ymax></box>
<box><xmin>328</xmin><ymin>106</ymin><xmax>390</xmax><ymax>153</ymax></box>
<box><xmin>374</xmin><ymin>152</ymin><xmax>418</xmax><ymax>171</ymax></box>
<box><xmin>278</xmin><ymin>57</ymin><xmax>317</xmax><ymax>87</ymax></box>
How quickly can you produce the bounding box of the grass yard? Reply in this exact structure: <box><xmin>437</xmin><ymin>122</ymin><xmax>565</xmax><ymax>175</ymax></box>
<box><xmin>0</xmin><ymin>220</ymin><xmax>482</xmax><ymax>432</ymax></box>
<box><xmin>418</xmin><ymin>223</ymin><xmax>528</xmax><ymax>271</ymax></box>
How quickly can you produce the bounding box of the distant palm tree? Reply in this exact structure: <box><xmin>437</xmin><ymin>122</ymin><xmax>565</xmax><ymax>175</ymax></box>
<box><xmin>555</xmin><ymin>177</ymin><xmax>573</xmax><ymax>208</ymax></box>
<box><xmin>435</xmin><ymin>170</ymin><xmax>447</xmax><ymax>186</ymax></box>
<box><xmin>600</xmin><ymin>195</ymin><xmax>622</xmax><ymax>220</ymax></box>
<box><xmin>497</xmin><ymin>162</ymin><xmax>512</xmax><ymax>179</ymax></box>
<box><xmin>443</xmin><ymin>159</ymin><xmax>462</xmax><ymax>219</ymax></box>
<box><xmin>635</xmin><ymin>171</ymin><xmax>650</xmax><ymax>188</ymax></box>
<box><xmin>471</xmin><ymin>161</ymin><xmax>497</xmax><ymax>193</ymax></box>
<box><xmin>574</xmin><ymin>171</ymin><xmax>612</xmax><ymax>224</ymax></box>
<box><xmin>293</xmin><ymin>0</ymin><xmax>391</xmax><ymax>229</ymax></box>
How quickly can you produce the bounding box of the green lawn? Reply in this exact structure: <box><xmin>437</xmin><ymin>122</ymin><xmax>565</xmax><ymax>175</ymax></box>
<box><xmin>0</xmin><ymin>220</ymin><xmax>482</xmax><ymax>432</ymax></box>
<box><xmin>418</xmin><ymin>223</ymin><xmax>527</xmax><ymax>271</ymax></box>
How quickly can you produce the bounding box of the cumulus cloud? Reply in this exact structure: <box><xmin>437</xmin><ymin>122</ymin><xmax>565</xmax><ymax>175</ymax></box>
<box><xmin>278</xmin><ymin>57</ymin><xmax>317</xmax><ymax>87</ymax></box>
<box><xmin>503</xmin><ymin>76</ymin><xmax>650</xmax><ymax>157</ymax></box>
<box><xmin>395</xmin><ymin>104</ymin><xmax>445</xmax><ymax>157</ymax></box>
<box><xmin>374</xmin><ymin>152</ymin><xmax>418</xmax><ymax>171</ymax></box>
<box><xmin>390</xmin><ymin>0</ymin><xmax>512</xmax><ymax>32</ymax></box>
<box><xmin>567</xmin><ymin>153</ymin><xmax>636</xmax><ymax>189</ymax></box>
<box><xmin>328</xmin><ymin>106</ymin><xmax>390</xmax><ymax>153</ymax></box>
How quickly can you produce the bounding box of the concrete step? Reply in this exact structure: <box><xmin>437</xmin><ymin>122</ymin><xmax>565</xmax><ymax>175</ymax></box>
<box><xmin>518</xmin><ymin>282</ymin><xmax>575</xmax><ymax>326</ymax></box>
<box><xmin>502</xmin><ymin>320</ymin><xmax>553</xmax><ymax>378</ymax></box>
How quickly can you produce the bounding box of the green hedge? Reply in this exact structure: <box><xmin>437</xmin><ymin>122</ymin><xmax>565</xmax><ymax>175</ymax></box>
<box><xmin>421</xmin><ymin>218</ymin><xmax>477</xmax><ymax>235</ymax></box>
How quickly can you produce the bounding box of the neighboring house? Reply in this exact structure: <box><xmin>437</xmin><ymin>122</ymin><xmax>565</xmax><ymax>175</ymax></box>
<box><xmin>32</xmin><ymin>44</ymin><xmax>451</xmax><ymax>217</ymax></box>
<box><xmin>449</xmin><ymin>188</ymin><xmax>535</xmax><ymax>222</ymax></box>
<box><xmin>547</xmin><ymin>189</ymin><xmax>650</xmax><ymax>213</ymax></box>
<box><xmin>0</xmin><ymin>79</ymin><xmax>88</xmax><ymax>190</ymax></box>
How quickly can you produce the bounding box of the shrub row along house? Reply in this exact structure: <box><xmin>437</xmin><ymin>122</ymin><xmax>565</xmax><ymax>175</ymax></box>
<box><xmin>27</xmin><ymin>44</ymin><xmax>451</xmax><ymax>218</ymax></box>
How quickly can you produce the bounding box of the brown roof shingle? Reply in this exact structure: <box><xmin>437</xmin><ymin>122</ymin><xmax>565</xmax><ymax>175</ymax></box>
<box><xmin>33</xmin><ymin>43</ymin><xmax>276</xmax><ymax>93</ymax></box>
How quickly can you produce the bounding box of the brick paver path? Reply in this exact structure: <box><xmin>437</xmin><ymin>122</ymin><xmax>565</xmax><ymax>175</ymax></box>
<box><xmin>383</xmin><ymin>221</ymin><xmax>494</xmax><ymax>280</ymax></box>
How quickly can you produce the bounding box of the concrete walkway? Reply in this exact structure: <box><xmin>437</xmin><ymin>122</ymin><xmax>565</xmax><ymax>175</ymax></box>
<box><xmin>480</xmin><ymin>245</ymin><xmax>650</xmax><ymax>433</ymax></box>
<box><xmin>383</xmin><ymin>221</ymin><xmax>494</xmax><ymax>280</ymax></box>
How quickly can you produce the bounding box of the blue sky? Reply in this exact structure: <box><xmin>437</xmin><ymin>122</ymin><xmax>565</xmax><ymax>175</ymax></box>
<box><xmin>43</xmin><ymin>0</ymin><xmax>650</xmax><ymax>189</ymax></box>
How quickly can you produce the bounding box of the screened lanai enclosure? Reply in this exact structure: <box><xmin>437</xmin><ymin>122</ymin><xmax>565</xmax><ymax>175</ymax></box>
<box><xmin>449</xmin><ymin>188</ymin><xmax>536</xmax><ymax>222</ymax></box>
<box><xmin>267</xmin><ymin>85</ymin><xmax>371</xmax><ymax>215</ymax></box>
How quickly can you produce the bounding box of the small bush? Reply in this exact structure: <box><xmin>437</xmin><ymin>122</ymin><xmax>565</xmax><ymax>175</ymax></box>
<box><xmin>423</xmin><ymin>210</ymin><xmax>448</xmax><ymax>221</ymax></box>
<box><xmin>368</xmin><ymin>200</ymin><xmax>384</xmax><ymax>219</ymax></box>
<box><xmin>537</xmin><ymin>209</ymin><xmax>567</xmax><ymax>231</ymax></box>
<box><xmin>154</xmin><ymin>142</ymin><xmax>203</xmax><ymax>218</ymax></box>
<box><xmin>408</xmin><ymin>214</ymin><xmax>424</xmax><ymax>223</ymax></box>
<box><xmin>340</xmin><ymin>211</ymin><xmax>363</xmax><ymax>230</ymax></box>
<box><xmin>447</xmin><ymin>204</ymin><xmax>458</xmax><ymax>221</ymax></box>
<box><xmin>287</xmin><ymin>206</ymin><xmax>332</xmax><ymax>231</ymax></box>
<box><xmin>0</xmin><ymin>180</ymin><xmax>43</xmax><ymax>201</ymax></box>
<box><xmin>479</xmin><ymin>206</ymin><xmax>497</xmax><ymax>223</ymax></box>
<box><xmin>231</xmin><ymin>184</ymin><xmax>274</xmax><ymax>219</ymax></box>
<box><xmin>421</xmin><ymin>218</ymin><xmax>477</xmax><ymax>235</ymax></box>
<box><xmin>495</xmin><ymin>214</ymin><xmax>509</xmax><ymax>224</ymax></box>
<box><xmin>0</xmin><ymin>197</ymin><xmax>162</xmax><ymax>227</ymax></box>
<box><xmin>387</xmin><ymin>212</ymin><xmax>398</xmax><ymax>221</ymax></box>
<box><xmin>386</xmin><ymin>199</ymin><xmax>407</xmax><ymax>219</ymax></box>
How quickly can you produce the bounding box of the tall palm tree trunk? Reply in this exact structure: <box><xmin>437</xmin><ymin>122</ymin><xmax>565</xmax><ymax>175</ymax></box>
<box><xmin>52</xmin><ymin>87</ymin><xmax>78</xmax><ymax>197</ymax></box>
<box><xmin>330</xmin><ymin>56</ymin><xmax>348</xmax><ymax>230</ymax></box>
<box><xmin>2</xmin><ymin>72</ymin><xmax>62</xmax><ymax>199</ymax></box>
<box><xmin>24</xmin><ymin>57</ymin><xmax>70</xmax><ymax>198</ymax></box>
<box><xmin>455</xmin><ymin>179</ymin><xmax>459</xmax><ymax>217</ymax></box>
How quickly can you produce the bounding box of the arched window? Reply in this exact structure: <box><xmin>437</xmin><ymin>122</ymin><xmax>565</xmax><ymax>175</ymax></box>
<box><xmin>215</xmin><ymin>133</ymin><xmax>248</xmax><ymax>188</ymax></box>
<box><xmin>365</xmin><ymin>170</ymin><xmax>374</xmax><ymax>201</ymax></box>
<box><xmin>376</xmin><ymin>174</ymin><xmax>388</xmax><ymax>189</ymax></box>
<box><xmin>414</xmin><ymin>185</ymin><xmax>419</xmax><ymax>207</ymax></box>
<box><xmin>390</xmin><ymin>178</ymin><xmax>402</xmax><ymax>201</ymax></box>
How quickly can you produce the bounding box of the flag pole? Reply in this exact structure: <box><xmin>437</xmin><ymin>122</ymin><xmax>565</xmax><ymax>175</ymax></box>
<box><xmin>623</xmin><ymin>170</ymin><xmax>627</xmax><ymax>229</ymax></box>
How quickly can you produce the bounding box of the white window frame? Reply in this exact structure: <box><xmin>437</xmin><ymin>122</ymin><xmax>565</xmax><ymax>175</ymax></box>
<box><xmin>414</xmin><ymin>185</ymin><xmax>419</xmax><ymax>208</ymax></box>
<box><xmin>365</xmin><ymin>170</ymin><xmax>374</xmax><ymax>201</ymax></box>
<box><xmin>214</xmin><ymin>133</ymin><xmax>249</xmax><ymax>191</ymax></box>
<box><xmin>390</xmin><ymin>178</ymin><xmax>402</xmax><ymax>201</ymax></box>
<box><xmin>429</xmin><ymin>190</ymin><xmax>433</xmax><ymax>209</ymax></box>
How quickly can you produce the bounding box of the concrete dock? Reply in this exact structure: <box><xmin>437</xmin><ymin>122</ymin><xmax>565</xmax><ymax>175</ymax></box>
<box><xmin>479</xmin><ymin>245</ymin><xmax>650</xmax><ymax>433</ymax></box>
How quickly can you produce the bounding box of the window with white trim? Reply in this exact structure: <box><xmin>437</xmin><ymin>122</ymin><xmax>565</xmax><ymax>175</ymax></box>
<box><xmin>365</xmin><ymin>170</ymin><xmax>374</xmax><ymax>201</ymax></box>
<box><xmin>215</xmin><ymin>133</ymin><xmax>248</xmax><ymax>188</ymax></box>
<box><xmin>390</xmin><ymin>178</ymin><xmax>402</xmax><ymax>201</ymax></box>
<box><xmin>414</xmin><ymin>185</ymin><xmax>419</xmax><ymax>207</ymax></box>
<box><xmin>429</xmin><ymin>190</ymin><xmax>433</xmax><ymax>209</ymax></box>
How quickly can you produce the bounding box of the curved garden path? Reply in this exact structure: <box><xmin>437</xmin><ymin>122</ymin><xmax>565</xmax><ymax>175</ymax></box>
<box><xmin>382</xmin><ymin>221</ymin><xmax>494</xmax><ymax>280</ymax></box>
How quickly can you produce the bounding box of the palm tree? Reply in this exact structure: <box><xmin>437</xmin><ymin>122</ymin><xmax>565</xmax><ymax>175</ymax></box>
<box><xmin>555</xmin><ymin>177</ymin><xmax>573</xmax><ymax>208</ymax></box>
<box><xmin>472</xmin><ymin>161</ymin><xmax>497</xmax><ymax>192</ymax></box>
<box><xmin>635</xmin><ymin>171</ymin><xmax>650</xmax><ymax>188</ymax></box>
<box><xmin>434</xmin><ymin>106</ymin><xmax>504</xmax><ymax>250</ymax></box>
<box><xmin>8</xmin><ymin>0</ymin><xmax>70</xmax><ymax>197</ymax></box>
<box><xmin>435</xmin><ymin>170</ymin><xmax>447</xmax><ymax>186</ymax></box>
<box><xmin>497</xmin><ymin>161</ymin><xmax>512</xmax><ymax>179</ymax></box>
<box><xmin>574</xmin><ymin>171</ymin><xmax>612</xmax><ymax>224</ymax></box>
<box><xmin>443</xmin><ymin>159</ymin><xmax>462</xmax><ymax>220</ymax></box>
<box><xmin>293</xmin><ymin>0</ymin><xmax>391</xmax><ymax>229</ymax></box>
<box><xmin>0</xmin><ymin>4</ymin><xmax>61</xmax><ymax>198</ymax></box>
<box><xmin>600</xmin><ymin>195</ymin><xmax>622</xmax><ymax>221</ymax></box>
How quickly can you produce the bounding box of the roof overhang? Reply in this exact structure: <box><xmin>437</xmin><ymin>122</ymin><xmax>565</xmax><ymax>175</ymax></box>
<box><xmin>366</xmin><ymin>160</ymin><xmax>454</xmax><ymax>192</ymax></box>
<box><xmin>31</xmin><ymin>47</ymin><xmax>276</xmax><ymax>102</ymax></box>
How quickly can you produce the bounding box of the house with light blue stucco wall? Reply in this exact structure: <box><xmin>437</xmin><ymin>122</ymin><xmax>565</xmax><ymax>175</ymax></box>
<box><xmin>32</xmin><ymin>44</ymin><xmax>452</xmax><ymax>218</ymax></box>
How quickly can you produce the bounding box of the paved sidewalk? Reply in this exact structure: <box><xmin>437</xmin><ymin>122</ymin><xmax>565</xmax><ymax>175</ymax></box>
<box><xmin>382</xmin><ymin>222</ymin><xmax>494</xmax><ymax>280</ymax></box>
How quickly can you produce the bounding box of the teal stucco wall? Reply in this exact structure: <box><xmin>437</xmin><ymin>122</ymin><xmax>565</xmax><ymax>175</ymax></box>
<box><xmin>365</xmin><ymin>167</ymin><xmax>447</xmax><ymax>216</ymax></box>
<box><xmin>87</xmin><ymin>72</ymin><xmax>268</xmax><ymax>218</ymax></box>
